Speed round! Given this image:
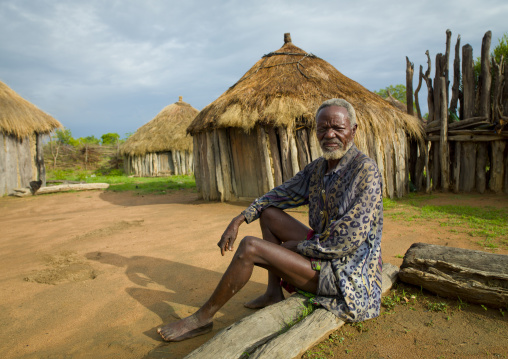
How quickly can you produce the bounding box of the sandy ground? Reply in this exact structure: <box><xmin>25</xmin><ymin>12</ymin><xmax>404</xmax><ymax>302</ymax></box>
<box><xmin>0</xmin><ymin>189</ymin><xmax>506</xmax><ymax>359</ymax></box>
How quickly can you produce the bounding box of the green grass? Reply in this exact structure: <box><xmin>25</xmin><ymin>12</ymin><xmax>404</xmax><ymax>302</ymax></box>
<box><xmin>47</xmin><ymin>169</ymin><xmax>196</xmax><ymax>196</ymax></box>
<box><xmin>383</xmin><ymin>194</ymin><xmax>508</xmax><ymax>249</ymax></box>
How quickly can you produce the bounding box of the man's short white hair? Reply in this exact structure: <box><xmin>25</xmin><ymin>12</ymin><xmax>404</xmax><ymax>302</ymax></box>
<box><xmin>316</xmin><ymin>98</ymin><xmax>357</xmax><ymax>127</ymax></box>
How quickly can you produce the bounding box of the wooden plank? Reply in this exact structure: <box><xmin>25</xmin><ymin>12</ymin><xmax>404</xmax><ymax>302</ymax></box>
<box><xmin>36</xmin><ymin>133</ymin><xmax>46</xmax><ymax>187</ymax></box>
<box><xmin>427</xmin><ymin>134</ymin><xmax>508</xmax><ymax>142</ymax></box>
<box><xmin>193</xmin><ymin>136</ymin><xmax>201</xmax><ymax>191</ymax></box>
<box><xmin>489</xmin><ymin>140</ymin><xmax>506</xmax><ymax>193</ymax></box>
<box><xmin>431</xmin><ymin>141</ymin><xmax>440</xmax><ymax>190</ymax></box>
<box><xmin>217</xmin><ymin>129</ymin><xmax>234</xmax><ymax>201</ymax></box>
<box><xmin>374</xmin><ymin>141</ymin><xmax>387</xmax><ymax>197</ymax></box>
<box><xmin>278</xmin><ymin>126</ymin><xmax>292</xmax><ymax>181</ymax></box>
<box><xmin>459</xmin><ymin>142</ymin><xmax>476</xmax><ymax>192</ymax></box>
<box><xmin>288</xmin><ymin>128</ymin><xmax>300</xmax><ymax>176</ymax></box>
<box><xmin>450</xmin><ymin>35</ymin><xmax>461</xmax><ymax>115</ymax></box>
<box><xmin>17</xmin><ymin>136</ymin><xmax>33</xmax><ymax>189</ymax></box>
<box><xmin>267</xmin><ymin>126</ymin><xmax>283</xmax><ymax>187</ymax></box>
<box><xmin>438</xmin><ymin>77</ymin><xmax>449</xmax><ymax>190</ymax></box>
<box><xmin>383</xmin><ymin>142</ymin><xmax>395</xmax><ymax>199</ymax></box>
<box><xmin>295</xmin><ymin>128</ymin><xmax>310</xmax><ymax>169</ymax></box>
<box><xmin>185</xmin><ymin>263</ymin><xmax>399</xmax><ymax>359</ymax></box>
<box><xmin>504</xmin><ymin>147</ymin><xmax>508</xmax><ymax>194</ymax></box>
<box><xmin>475</xmin><ymin>143</ymin><xmax>488</xmax><ymax>194</ymax></box>
<box><xmin>212</xmin><ymin>130</ymin><xmax>225</xmax><ymax>202</ymax></box>
<box><xmin>462</xmin><ymin>44</ymin><xmax>475</xmax><ymax>120</ymax></box>
<box><xmin>205</xmin><ymin>131</ymin><xmax>219</xmax><ymax>201</ymax></box>
<box><xmin>399</xmin><ymin>242</ymin><xmax>508</xmax><ymax>308</ymax></box>
<box><xmin>4</xmin><ymin>135</ymin><xmax>18</xmax><ymax>194</ymax></box>
<box><xmin>307</xmin><ymin>128</ymin><xmax>322</xmax><ymax>162</ymax></box>
<box><xmin>479</xmin><ymin>31</ymin><xmax>492</xmax><ymax>120</ymax></box>
<box><xmin>199</xmin><ymin>134</ymin><xmax>211</xmax><ymax>201</ymax></box>
<box><xmin>258</xmin><ymin>125</ymin><xmax>274</xmax><ymax>193</ymax></box>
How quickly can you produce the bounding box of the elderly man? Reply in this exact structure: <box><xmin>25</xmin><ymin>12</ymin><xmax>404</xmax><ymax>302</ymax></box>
<box><xmin>158</xmin><ymin>98</ymin><xmax>383</xmax><ymax>342</ymax></box>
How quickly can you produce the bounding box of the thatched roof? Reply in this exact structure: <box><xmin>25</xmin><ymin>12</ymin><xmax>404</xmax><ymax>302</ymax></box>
<box><xmin>187</xmin><ymin>33</ymin><xmax>423</xmax><ymax>145</ymax></box>
<box><xmin>121</xmin><ymin>97</ymin><xmax>199</xmax><ymax>156</ymax></box>
<box><xmin>0</xmin><ymin>80</ymin><xmax>62</xmax><ymax>138</ymax></box>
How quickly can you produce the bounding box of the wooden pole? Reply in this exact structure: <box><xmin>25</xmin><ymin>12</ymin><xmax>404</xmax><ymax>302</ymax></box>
<box><xmin>384</xmin><ymin>143</ymin><xmax>395</xmax><ymax>198</ymax></box>
<box><xmin>475</xmin><ymin>143</ymin><xmax>488</xmax><ymax>194</ymax></box>
<box><xmin>212</xmin><ymin>130</ymin><xmax>225</xmax><ymax>202</ymax></box>
<box><xmin>479</xmin><ymin>31</ymin><xmax>492</xmax><ymax>120</ymax></box>
<box><xmin>415</xmin><ymin>65</ymin><xmax>424</xmax><ymax>120</ymax></box>
<box><xmin>439</xmin><ymin>77</ymin><xmax>449</xmax><ymax>190</ymax></box>
<box><xmin>450</xmin><ymin>35</ymin><xmax>461</xmax><ymax>115</ymax></box>
<box><xmin>193</xmin><ymin>136</ymin><xmax>202</xmax><ymax>198</ymax></box>
<box><xmin>462</xmin><ymin>44</ymin><xmax>475</xmax><ymax>121</ymax></box>
<box><xmin>406</xmin><ymin>57</ymin><xmax>414</xmax><ymax>116</ymax></box>
<box><xmin>423</xmin><ymin>50</ymin><xmax>435</xmax><ymax>123</ymax></box>
<box><xmin>288</xmin><ymin>128</ymin><xmax>300</xmax><ymax>176</ymax></box>
<box><xmin>459</xmin><ymin>142</ymin><xmax>476</xmax><ymax>192</ymax></box>
<box><xmin>452</xmin><ymin>142</ymin><xmax>461</xmax><ymax>193</ymax></box>
<box><xmin>491</xmin><ymin>56</ymin><xmax>505</xmax><ymax>124</ymax></box>
<box><xmin>200</xmin><ymin>133</ymin><xmax>211</xmax><ymax>200</ymax></box>
<box><xmin>489</xmin><ymin>141</ymin><xmax>506</xmax><ymax>193</ymax></box>
<box><xmin>295</xmin><ymin>128</ymin><xmax>311</xmax><ymax>169</ymax></box>
<box><xmin>206</xmin><ymin>131</ymin><xmax>219</xmax><ymax>200</ymax></box>
<box><xmin>444</xmin><ymin>29</ymin><xmax>452</xmax><ymax>104</ymax></box>
<box><xmin>307</xmin><ymin>128</ymin><xmax>322</xmax><ymax>161</ymax></box>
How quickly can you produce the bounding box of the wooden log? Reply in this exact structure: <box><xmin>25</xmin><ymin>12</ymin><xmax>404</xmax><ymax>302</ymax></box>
<box><xmin>504</xmin><ymin>147</ymin><xmax>508</xmax><ymax>194</ymax></box>
<box><xmin>288</xmin><ymin>128</ymin><xmax>300</xmax><ymax>176</ymax></box>
<box><xmin>431</xmin><ymin>141</ymin><xmax>440</xmax><ymax>190</ymax></box>
<box><xmin>489</xmin><ymin>140</ymin><xmax>506</xmax><ymax>193</ymax></box>
<box><xmin>433</xmin><ymin>54</ymin><xmax>444</xmax><ymax>125</ymax></box>
<box><xmin>504</xmin><ymin>60</ymin><xmax>508</xmax><ymax>118</ymax></box>
<box><xmin>12</xmin><ymin>183</ymin><xmax>110</xmax><ymax>197</ymax></box>
<box><xmin>278</xmin><ymin>126</ymin><xmax>292</xmax><ymax>182</ymax></box>
<box><xmin>452</xmin><ymin>141</ymin><xmax>461</xmax><ymax>193</ymax></box>
<box><xmin>491</xmin><ymin>56</ymin><xmax>505</xmax><ymax>124</ymax></box>
<box><xmin>479</xmin><ymin>31</ymin><xmax>492</xmax><ymax>120</ymax></box>
<box><xmin>406</xmin><ymin>56</ymin><xmax>414</xmax><ymax>116</ymax></box>
<box><xmin>413</xmin><ymin>139</ymin><xmax>425</xmax><ymax>192</ymax></box>
<box><xmin>423</xmin><ymin>50</ymin><xmax>435</xmax><ymax>123</ymax></box>
<box><xmin>475</xmin><ymin>143</ymin><xmax>488</xmax><ymax>194</ymax></box>
<box><xmin>184</xmin><ymin>263</ymin><xmax>399</xmax><ymax>359</ymax></box>
<box><xmin>424</xmin><ymin>141</ymin><xmax>431</xmax><ymax>193</ymax></box>
<box><xmin>450</xmin><ymin>35</ymin><xmax>461</xmax><ymax>115</ymax></box>
<box><xmin>399</xmin><ymin>242</ymin><xmax>508</xmax><ymax>308</ymax></box>
<box><xmin>393</xmin><ymin>129</ymin><xmax>406</xmax><ymax>198</ymax></box>
<box><xmin>258</xmin><ymin>125</ymin><xmax>274</xmax><ymax>193</ymax></box>
<box><xmin>462</xmin><ymin>44</ymin><xmax>475</xmax><ymax>120</ymax></box>
<box><xmin>17</xmin><ymin>136</ymin><xmax>33</xmax><ymax>189</ymax></box>
<box><xmin>199</xmin><ymin>134</ymin><xmax>211</xmax><ymax>200</ymax></box>
<box><xmin>374</xmin><ymin>142</ymin><xmax>387</xmax><ymax>197</ymax></box>
<box><xmin>267</xmin><ymin>127</ymin><xmax>283</xmax><ymax>187</ymax></box>
<box><xmin>459</xmin><ymin>142</ymin><xmax>476</xmax><ymax>192</ymax></box>
<box><xmin>439</xmin><ymin>77</ymin><xmax>449</xmax><ymax>190</ymax></box>
<box><xmin>0</xmin><ymin>133</ymin><xmax>6</xmax><ymax>195</ymax></box>
<box><xmin>448</xmin><ymin>116</ymin><xmax>488</xmax><ymax>130</ymax></box>
<box><xmin>212</xmin><ymin>130</ymin><xmax>225</xmax><ymax>202</ymax></box>
<box><xmin>217</xmin><ymin>129</ymin><xmax>234</xmax><ymax>201</ymax></box>
<box><xmin>205</xmin><ymin>131</ymin><xmax>219</xmax><ymax>200</ymax></box>
<box><xmin>427</xmin><ymin>134</ymin><xmax>508</xmax><ymax>142</ymax></box>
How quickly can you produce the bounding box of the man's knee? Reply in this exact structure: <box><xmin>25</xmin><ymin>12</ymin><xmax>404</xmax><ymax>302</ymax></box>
<box><xmin>260</xmin><ymin>206</ymin><xmax>285</xmax><ymax>223</ymax></box>
<box><xmin>236</xmin><ymin>236</ymin><xmax>263</xmax><ymax>258</ymax></box>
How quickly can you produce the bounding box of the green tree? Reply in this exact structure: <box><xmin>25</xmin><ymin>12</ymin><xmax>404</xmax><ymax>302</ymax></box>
<box><xmin>78</xmin><ymin>135</ymin><xmax>100</xmax><ymax>145</ymax></box>
<box><xmin>101</xmin><ymin>133</ymin><xmax>120</xmax><ymax>146</ymax></box>
<box><xmin>374</xmin><ymin>84</ymin><xmax>408</xmax><ymax>103</ymax></box>
<box><xmin>55</xmin><ymin>128</ymin><xmax>78</xmax><ymax>146</ymax></box>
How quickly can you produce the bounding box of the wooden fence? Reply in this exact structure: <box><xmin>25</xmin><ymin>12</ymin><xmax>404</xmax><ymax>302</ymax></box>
<box><xmin>407</xmin><ymin>30</ymin><xmax>508</xmax><ymax>194</ymax></box>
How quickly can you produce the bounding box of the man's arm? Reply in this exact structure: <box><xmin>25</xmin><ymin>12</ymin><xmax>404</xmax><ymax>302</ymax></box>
<box><xmin>217</xmin><ymin>214</ymin><xmax>246</xmax><ymax>256</ymax></box>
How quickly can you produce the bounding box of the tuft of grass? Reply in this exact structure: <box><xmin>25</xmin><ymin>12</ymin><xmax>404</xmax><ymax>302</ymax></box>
<box><xmin>280</xmin><ymin>301</ymin><xmax>315</xmax><ymax>333</ymax></box>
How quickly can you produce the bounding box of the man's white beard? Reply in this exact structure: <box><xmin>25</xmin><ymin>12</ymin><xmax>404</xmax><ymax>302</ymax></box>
<box><xmin>320</xmin><ymin>140</ymin><xmax>353</xmax><ymax>160</ymax></box>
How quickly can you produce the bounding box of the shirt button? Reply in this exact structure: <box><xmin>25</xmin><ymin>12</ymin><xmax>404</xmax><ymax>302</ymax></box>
<box><xmin>320</xmin><ymin>211</ymin><xmax>324</xmax><ymax>215</ymax></box>
<box><xmin>321</xmin><ymin>189</ymin><xmax>325</xmax><ymax>194</ymax></box>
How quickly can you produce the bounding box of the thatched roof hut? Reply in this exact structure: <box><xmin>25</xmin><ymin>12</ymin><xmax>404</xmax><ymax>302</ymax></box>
<box><xmin>121</xmin><ymin>97</ymin><xmax>198</xmax><ymax>176</ymax></box>
<box><xmin>0</xmin><ymin>80</ymin><xmax>62</xmax><ymax>195</ymax></box>
<box><xmin>188</xmin><ymin>33</ymin><xmax>423</xmax><ymax>201</ymax></box>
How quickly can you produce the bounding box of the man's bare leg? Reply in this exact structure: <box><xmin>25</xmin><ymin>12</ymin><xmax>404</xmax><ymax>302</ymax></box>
<box><xmin>244</xmin><ymin>207</ymin><xmax>310</xmax><ymax>309</ymax></box>
<box><xmin>157</xmin><ymin>235</ymin><xmax>318</xmax><ymax>342</ymax></box>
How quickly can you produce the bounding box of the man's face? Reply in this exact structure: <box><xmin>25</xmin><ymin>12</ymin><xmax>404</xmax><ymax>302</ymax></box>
<box><xmin>316</xmin><ymin>106</ymin><xmax>357</xmax><ymax>160</ymax></box>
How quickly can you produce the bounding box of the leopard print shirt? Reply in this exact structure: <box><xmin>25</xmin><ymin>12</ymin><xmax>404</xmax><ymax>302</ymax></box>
<box><xmin>242</xmin><ymin>145</ymin><xmax>383</xmax><ymax>322</ymax></box>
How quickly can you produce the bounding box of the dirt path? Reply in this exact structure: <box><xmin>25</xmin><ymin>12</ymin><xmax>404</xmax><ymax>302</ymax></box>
<box><xmin>0</xmin><ymin>190</ymin><xmax>506</xmax><ymax>359</ymax></box>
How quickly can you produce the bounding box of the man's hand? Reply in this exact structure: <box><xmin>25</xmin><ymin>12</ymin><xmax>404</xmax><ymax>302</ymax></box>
<box><xmin>217</xmin><ymin>214</ymin><xmax>246</xmax><ymax>256</ymax></box>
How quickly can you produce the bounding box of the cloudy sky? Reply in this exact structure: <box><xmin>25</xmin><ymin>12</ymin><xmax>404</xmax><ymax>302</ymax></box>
<box><xmin>1</xmin><ymin>0</ymin><xmax>506</xmax><ymax>139</ymax></box>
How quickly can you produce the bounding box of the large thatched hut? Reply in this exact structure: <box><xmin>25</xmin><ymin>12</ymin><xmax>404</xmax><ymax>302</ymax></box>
<box><xmin>121</xmin><ymin>97</ymin><xmax>198</xmax><ymax>176</ymax></box>
<box><xmin>0</xmin><ymin>80</ymin><xmax>62</xmax><ymax>196</ymax></box>
<box><xmin>187</xmin><ymin>33</ymin><xmax>423</xmax><ymax>201</ymax></box>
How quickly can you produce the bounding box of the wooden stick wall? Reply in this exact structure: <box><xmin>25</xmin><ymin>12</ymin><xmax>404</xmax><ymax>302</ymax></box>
<box><xmin>123</xmin><ymin>150</ymin><xmax>193</xmax><ymax>177</ymax></box>
<box><xmin>408</xmin><ymin>30</ymin><xmax>508</xmax><ymax>194</ymax></box>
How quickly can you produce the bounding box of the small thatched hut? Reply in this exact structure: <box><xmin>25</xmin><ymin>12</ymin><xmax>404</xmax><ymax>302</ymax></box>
<box><xmin>187</xmin><ymin>33</ymin><xmax>423</xmax><ymax>201</ymax></box>
<box><xmin>0</xmin><ymin>80</ymin><xmax>62</xmax><ymax>196</ymax></box>
<box><xmin>121</xmin><ymin>97</ymin><xmax>198</xmax><ymax>176</ymax></box>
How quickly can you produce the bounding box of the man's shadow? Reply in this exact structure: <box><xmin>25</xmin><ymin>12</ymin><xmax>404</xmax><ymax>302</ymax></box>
<box><xmin>86</xmin><ymin>251</ymin><xmax>266</xmax><ymax>342</ymax></box>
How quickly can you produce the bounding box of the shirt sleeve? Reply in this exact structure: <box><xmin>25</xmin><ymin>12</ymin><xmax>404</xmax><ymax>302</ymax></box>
<box><xmin>297</xmin><ymin>160</ymin><xmax>382</xmax><ymax>260</ymax></box>
<box><xmin>241</xmin><ymin>161</ymin><xmax>318</xmax><ymax>224</ymax></box>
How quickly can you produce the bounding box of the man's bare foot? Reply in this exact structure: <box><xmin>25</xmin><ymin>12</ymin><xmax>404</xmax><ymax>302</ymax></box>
<box><xmin>244</xmin><ymin>292</ymin><xmax>284</xmax><ymax>309</ymax></box>
<box><xmin>157</xmin><ymin>314</ymin><xmax>213</xmax><ymax>342</ymax></box>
